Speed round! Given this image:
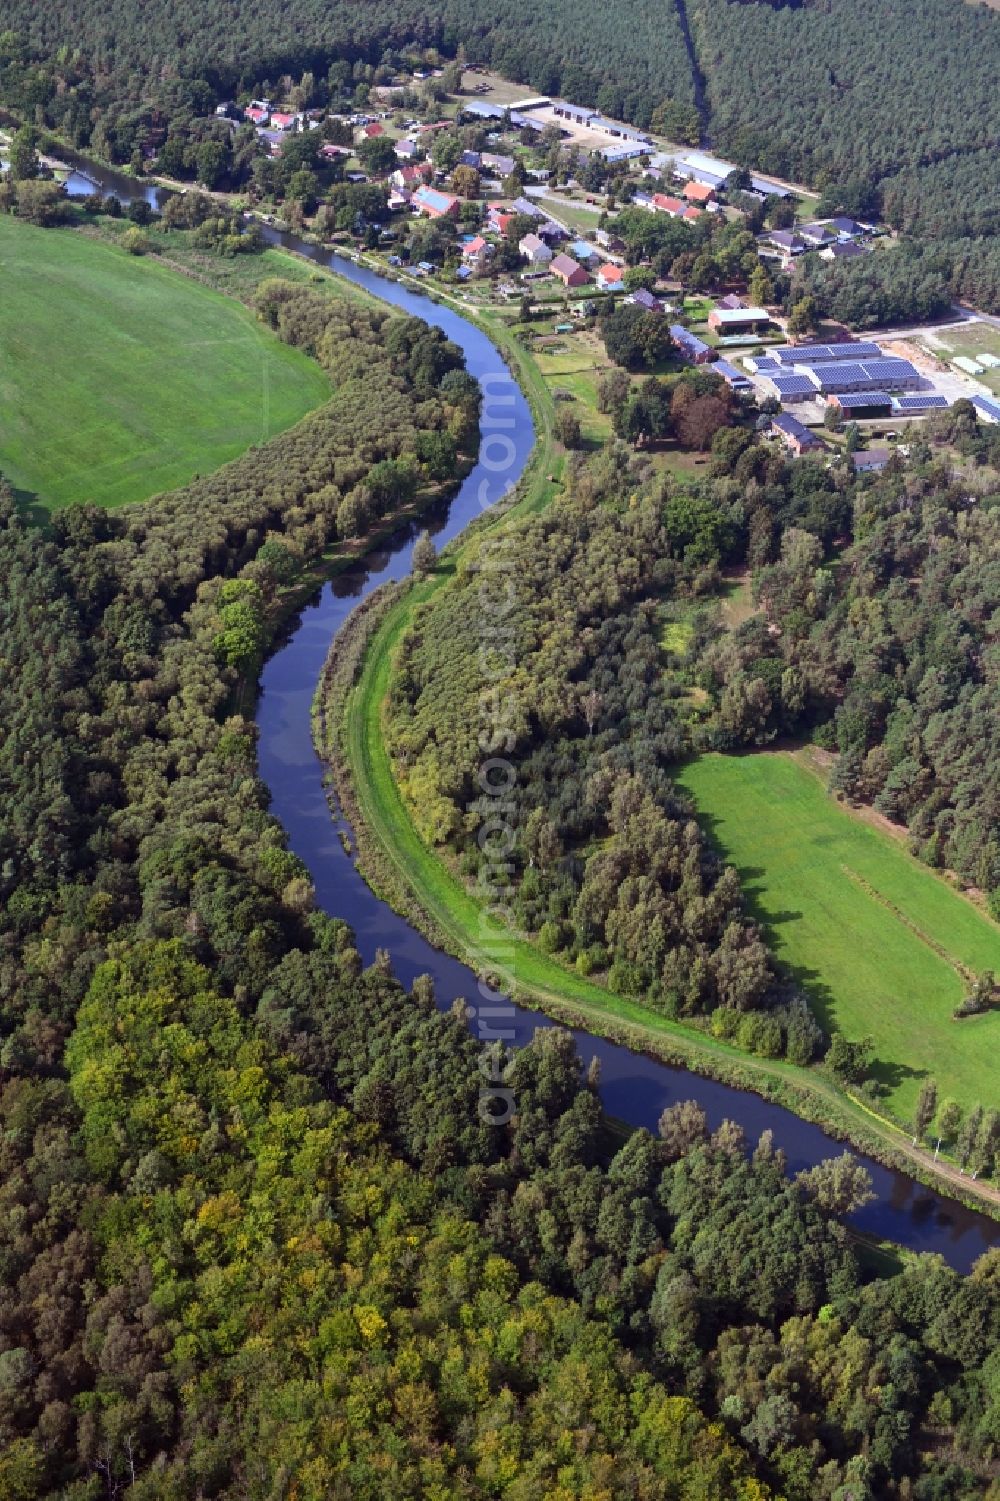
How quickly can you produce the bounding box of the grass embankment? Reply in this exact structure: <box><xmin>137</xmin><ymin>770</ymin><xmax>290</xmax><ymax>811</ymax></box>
<box><xmin>674</xmin><ymin>750</ymin><xmax>1000</xmax><ymax>1120</ymax></box>
<box><xmin>0</xmin><ymin>216</ymin><xmax>329</xmax><ymax>511</ymax></box>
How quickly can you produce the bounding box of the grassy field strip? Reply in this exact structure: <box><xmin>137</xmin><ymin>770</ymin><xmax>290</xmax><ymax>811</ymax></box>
<box><xmin>0</xmin><ymin>217</ymin><xmax>329</xmax><ymax>510</ymax></box>
<box><xmin>842</xmin><ymin>867</ymin><xmax>975</xmax><ymax>984</ymax></box>
<box><xmin>675</xmin><ymin>752</ymin><xmax>1000</xmax><ymax>1118</ymax></box>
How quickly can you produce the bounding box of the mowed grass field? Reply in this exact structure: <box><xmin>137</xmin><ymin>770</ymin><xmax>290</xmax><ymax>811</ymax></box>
<box><xmin>0</xmin><ymin>217</ymin><xmax>329</xmax><ymax>510</ymax></box>
<box><xmin>674</xmin><ymin>751</ymin><xmax>1000</xmax><ymax>1118</ymax></box>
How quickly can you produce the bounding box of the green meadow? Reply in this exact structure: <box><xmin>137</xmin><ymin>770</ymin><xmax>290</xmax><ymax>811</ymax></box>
<box><xmin>0</xmin><ymin>216</ymin><xmax>329</xmax><ymax>510</ymax></box>
<box><xmin>674</xmin><ymin>750</ymin><xmax>1000</xmax><ymax>1119</ymax></box>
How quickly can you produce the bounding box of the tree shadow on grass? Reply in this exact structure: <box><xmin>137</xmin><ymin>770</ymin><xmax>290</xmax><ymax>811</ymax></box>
<box><xmin>11</xmin><ymin>483</ymin><xmax>50</xmax><ymax>531</ymax></box>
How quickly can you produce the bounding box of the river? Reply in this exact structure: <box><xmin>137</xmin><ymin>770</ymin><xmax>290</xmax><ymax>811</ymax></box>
<box><xmin>63</xmin><ymin>161</ymin><xmax>1000</xmax><ymax>1271</ymax></box>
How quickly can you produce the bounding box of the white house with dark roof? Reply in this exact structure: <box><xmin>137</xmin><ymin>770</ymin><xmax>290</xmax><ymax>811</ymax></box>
<box><xmin>519</xmin><ymin>233</ymin><xmax>553</xmax><ymax>265</ymax></box>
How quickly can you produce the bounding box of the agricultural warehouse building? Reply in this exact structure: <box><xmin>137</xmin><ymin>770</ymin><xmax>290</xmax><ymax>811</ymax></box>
<box><xmin>828</xmin><ymin>391</ymin><xmax>893</xmax><ymax>418</ymax></box>
<box><xmin>601</xmin><ymin>144</ymin><xmax>647</xmax><ymax>162</ymax></box>
<box><xmin>670</xmin><ymin>325</ymin><xmax>714</xmax><ymax>364</ymax></box>
<box><xmin>707</xmin><ymin>305</ymin><xmax>771</xmax><ymax>334</ymax></box>
<box><xmin>743</xmin><ymin>355</ymin><xmax>780</xmax><ymax>375</ymax></box>
<box><xmin>772</xmin><ymin>341</ymin><xmax>883</xmax><ymax>365</ymax></box>
<box><xmin>551</xmin><ymin>100</ymin><xmax>597</xmax><ymax>126</ymax></box>
<box><xmin>763</xmin><ymin>373</ymin><xmax>817</xmax><ymax>404</ymax></box>
<box><xmin>972</xmin><ymin>395</ymin><xmax>1000</xmax><ymax>423</ymax></box>
<box><xmin>461</xmin><ymin>101</ymin><xmax>538</xmax><ymax>128</ymax></box>
<box><xmin>804</xmin><ymin>357</ymin><xmax>922</xmax><ymax>394</ymax></box>
<box><xmin>674</xmin><ymin>150</ymin><xmax>790</xmax><ymax>197</ymax></box>
<box><xmin>771</xmin><ymin>413</ymin><xmax>824</xmax><ymax>454</ymax></box>
<box><xmin>892</xmin><ymin>393</ymin><xmax>949</xmax><ymax>414</ymax></box>
<box><xmin>713</xmin><ymin>359</ymin><xmax>753</xmax><ymax>392</ymax></box>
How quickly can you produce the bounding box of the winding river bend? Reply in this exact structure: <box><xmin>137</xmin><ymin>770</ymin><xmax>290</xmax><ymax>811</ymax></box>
<box><xmin>66</xmin><ymin>163</ymin><xmax>1000</xmax><ymax>1270</ymax></box>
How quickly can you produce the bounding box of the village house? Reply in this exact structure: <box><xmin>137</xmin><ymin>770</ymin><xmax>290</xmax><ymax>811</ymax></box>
<box><xmin>519</xmin><ymin>232</ymin><xmax>553</xmax><ymax>265</ymax></box>
<box><xmin>596</xmin><ymin>263</ymin><xmax>624</xmax><ymax>291</ymax></box>
<box><xmin>394</xmin><ymin>138</ymin><xmax>418</xmax><ymax>159</ymax></box>
<box><xmin>683</xmin><ymin>205</ymin><xmax>704</xmax><ymax>223</ymax></box>
<box><xmin>670</xmin><ymin>325</ymin><xmax>714</xmax><ymax>364</ymax></box>
<box><xmin>412</xmin><ymin>185</ymin><xmax>461</xmax><ymax>220</ymax></box>
<box><xmin>652</xmin><ymin>193</ymin><xmax>685</xmax><ymax>217</ymax></box>
<box><xmin>270</xmin><ymin>112</ymin><xmax>296</xmax><ymax>132</ymax></box>
<box><xmin>821</xmin><ymin>240</ymin><xmax>866</xmax><ymax>262</ymax></box>
<box><xmin>481</xmin><ymin>152</ymin><xmax>515</xmax><ymax>176</ymax></box>
<box><xmin>828</xmin><ymin>215</ymin><xmax>867</xmax><ymax>239</ymax></box>
<box><xmin>594</xmin><ymin>228</ymin><xmax>626</xmax><ymax>252</ymax></box>
<box><xmin>392</xmin><ymin>163</ymin><xmax>432</xmax><ymax>190</ymax></box>
<box><xmin>797</xmin><ymin>221</ymin><xmax>837</xmax><ymax>247</ymax></box>
<box><xmin>550</xmin><ymin>253</ymin><xmax>590</xmax><ymax>287</ymax></box>
<box><xmin>851</xmin><ymin>447</ymin><xmax>893</xmax><ymax>473</ymax></box>
<box><xmin>683</xmin><ymin>181</ymin><xmax>715</xmax><ymax>206</ymax></box>
<box><xmin>462</xmin><ymin>236</ymin><xmax>490</xmax><ymax>269</ymax></box>
<box><xmin>771</xmin><ymin>413</ymin><xmax>824</xmax><ymax>455</ymax></box>
<box><xmin>245</xmin><ymin>105</ymin><xmax>269</xmax><ymax>125</ymax></box>
<box><xmin>628</xmin><ymin>287</ymin><xmax>663</xmax><ymax>314</ymax></box>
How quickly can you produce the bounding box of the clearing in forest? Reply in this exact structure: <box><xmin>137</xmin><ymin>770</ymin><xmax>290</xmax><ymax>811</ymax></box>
<box><xmin>674</xmin><ymin>749</ymin><xmax>1000</xmax><ymax>1120</ymax></box>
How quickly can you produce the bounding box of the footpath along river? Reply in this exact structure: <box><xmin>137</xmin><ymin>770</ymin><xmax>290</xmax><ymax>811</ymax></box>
<box><xmin>65</xmin><ymin>161</ymin><xmax>1000</xmax><ymax>1270</ymax></box>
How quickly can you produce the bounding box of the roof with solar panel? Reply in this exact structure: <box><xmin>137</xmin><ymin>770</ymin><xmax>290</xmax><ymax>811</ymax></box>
<box><xmin>830</xmin><ymin>390</ymin><xmax>892</xmax><ymax>408</ymax></box>
<box><xmin>893</xmin><ymin>394</ymin><xmax>949</xmax><ymax>411</ymax></box>
<box><xmin>768</xmin><ymin>373</ymin><xmax>817</xmax><ymax>397</ymax></box>
<box><xmin>773</xmin><ymin>341</ymin><xmax>882</xmax><ymax>365</ymax></box>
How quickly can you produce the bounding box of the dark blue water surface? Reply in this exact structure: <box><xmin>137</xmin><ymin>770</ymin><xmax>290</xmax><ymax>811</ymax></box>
<box><xmin>66</xmin><ymin>160</ymin><xmax>1000</xmax><ymax>1271</ymax></box>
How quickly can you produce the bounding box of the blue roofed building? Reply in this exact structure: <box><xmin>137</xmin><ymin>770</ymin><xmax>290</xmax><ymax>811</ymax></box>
<box><xmin>771</xmin><ymin>413</ymin><xmax>824</xmax><ymax>454</ymax></box>
<box><xmin>670</xmin><ymin>325</ymin><xmax>714</xmax><ymax>364</ymax></box>
<box><xmin>569</xmin><ymin>239</ymin><xmax>599</xmax><ymax>264</ymax></box>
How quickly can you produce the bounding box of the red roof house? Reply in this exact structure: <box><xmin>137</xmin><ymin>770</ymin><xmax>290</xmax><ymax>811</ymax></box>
<box><xmin>413</xmin><ymin>185</ymin><xmax>461</xmax><ymax>219</ymax></box>
<box><xmin>683</xmin><ymin>181</ymin><xmax>715</xmax><ymax>204</ymax></box>
<box><xmin>652</xmin><ymin>193</ymin><xmax>685</xmax><ymax>217</ymax></box>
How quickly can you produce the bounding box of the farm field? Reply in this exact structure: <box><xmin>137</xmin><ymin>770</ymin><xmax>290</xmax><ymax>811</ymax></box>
<box><xmin>674</xmin><ymin>750</ymin><xmax>1000</xmax><ymax>1119</ymax></box>
<box><xmin>0</xmin><ymin>217</ymin><xmax>329</xmax><ymax>510</ymax></box>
